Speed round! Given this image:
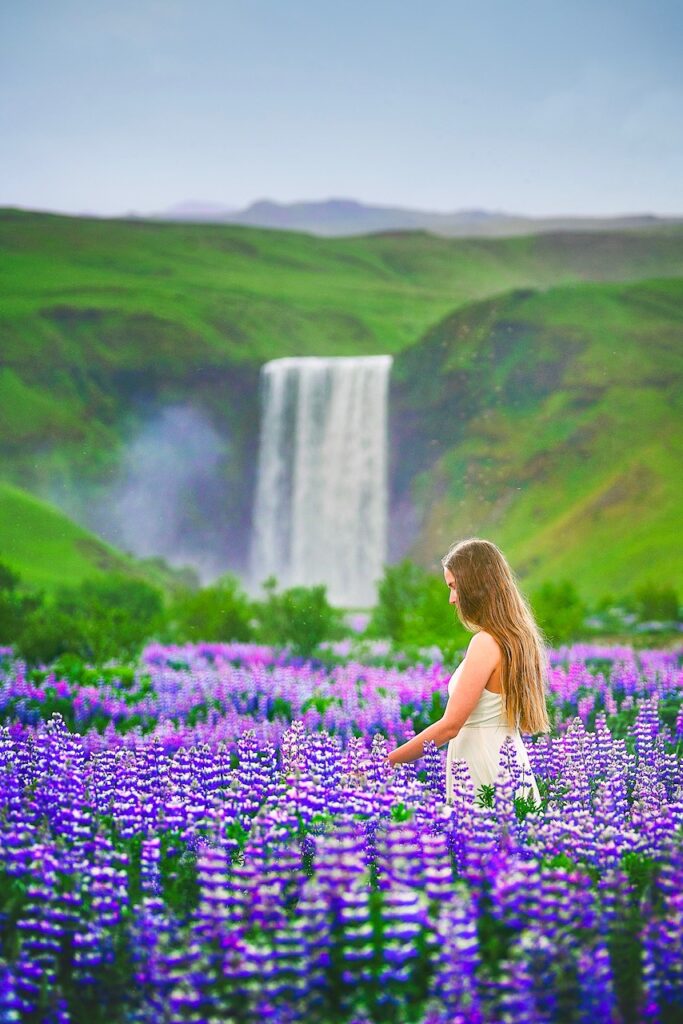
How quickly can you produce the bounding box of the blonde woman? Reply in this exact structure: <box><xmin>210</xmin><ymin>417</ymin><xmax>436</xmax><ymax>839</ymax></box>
<box><xmin>386</xmin><ymin>538</ymin><xmax>550</xmax><ymax>805</ymax></box>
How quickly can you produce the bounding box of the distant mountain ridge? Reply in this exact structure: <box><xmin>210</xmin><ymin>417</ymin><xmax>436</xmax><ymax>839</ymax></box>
<box><xmin>142</xmin><ymin>195</ymin><xmax>683</xmax><ymax>238</ymax></box>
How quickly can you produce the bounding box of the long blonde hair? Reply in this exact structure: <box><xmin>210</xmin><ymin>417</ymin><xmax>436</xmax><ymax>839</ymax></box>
<box><xmin>441</xmin><ymin>537</ymin><xmax>551</xmax><ymax>735</ymax></box>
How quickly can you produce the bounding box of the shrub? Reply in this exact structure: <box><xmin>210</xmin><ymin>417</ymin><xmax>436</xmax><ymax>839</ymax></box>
<box><xmin>250</xmin><ymin>576</ymin><xmax>348</xmax><ymax>657</ymax></box>
<box><xmin>168</xmin><ymin>573</ymin><xmax>254</xmax><ymax>643</ymax></box>
<box><xmin>364</xmin><ymin>558</ymin><xmax>429</xmax><ymax>642</ymax></box>
<box><xmin>13</xmin><ymin>606</ymin><xmax>88</xmax><ymax>668</ymax></box>
<box><xmin>0</xmin><ymin>561</ymin><xmax>21</xmax><ymax>592</ymax></box>
<box><xmin>365</xmin><ymin>559</ymin><xmax>468</xmax><ymax>659</ymax></box>
<box><xmin>16</xmin><ymin>573</ymin><xmax>165</xmax><ymax>666</ymax></box>
<box><xmin>0</xmin><ymin>561</ymin><xmax>44</xmax><ymax>645</ymax></box>
<box><xmin>398</xmin><ymin>570</ymin><xmax>470</xmax><ymax>659</ymax></box>
<box><xmin>632</xmin><ymin>581</ymin><xmax>680</xmax><ymax>623</ymax></box>
<box><xmin>529</xmin><ymin>579</ymin><xmax>588</xmax><ymax>645</ymax></box>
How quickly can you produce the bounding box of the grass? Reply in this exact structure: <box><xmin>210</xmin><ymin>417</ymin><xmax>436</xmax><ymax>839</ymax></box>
<box><xmin>392</xmin><ymin>278</ymin><xmax>683</xmax><ymax>599</ymax></box>
<box><xmin>1</xmin><ymin>208</ymin><xmax>682</xmax><ymax>598</ymax></box>
<box><xmin>0</xmin><ymin>481</ymin><xmax>180</xmax><ymax>593</ymax></box>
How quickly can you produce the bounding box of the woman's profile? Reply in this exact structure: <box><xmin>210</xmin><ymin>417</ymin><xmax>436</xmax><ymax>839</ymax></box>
<box><xmin>386</xmin><ymin>537</ymin><xmax>550</xmax><ymax>805</ymax></box>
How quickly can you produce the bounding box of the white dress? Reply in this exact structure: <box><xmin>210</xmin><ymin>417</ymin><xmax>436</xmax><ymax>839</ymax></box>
<box><xmin>445</xmin><ymin>666</ymin><xmax>541</xmax><ymax>806</ymax></box>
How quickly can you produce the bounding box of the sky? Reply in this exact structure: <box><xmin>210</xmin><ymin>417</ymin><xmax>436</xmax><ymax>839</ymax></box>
<box><xmin>1</xmin><ymin>0</ymin><xmax>682</xmax><ymax>218</ymax></box>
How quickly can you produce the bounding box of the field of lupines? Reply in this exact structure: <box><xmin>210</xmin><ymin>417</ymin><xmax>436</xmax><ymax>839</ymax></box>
<box><xmin>0</xmin><ymin>639</ymin><xmax>682</xmax><ymax>1023</ymax></box>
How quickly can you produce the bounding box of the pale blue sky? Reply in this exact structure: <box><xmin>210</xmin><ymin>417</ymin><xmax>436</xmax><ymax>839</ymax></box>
<box><xmin>1</xmin><ymin>0</ymin><xmax>681</xmax><ymax>216</ymax></box>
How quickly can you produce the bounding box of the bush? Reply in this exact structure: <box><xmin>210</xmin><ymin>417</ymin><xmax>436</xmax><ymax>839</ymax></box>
<box><xmin>364</xmin><ymin>558</ymin><xmax>429</xmax><ymax>641</ymax></box>
<box><xmin>365</xmin><ymin>559</ymin><xmax>469</xmax><ymax>659</ymax></box>
<box><xmin>529</xmin><ymin>579</ymin><xmax>588</xmax><ymax>645</ymax></box>
<box><xmin>13</xmin><ymin>606</ymin><xmax>88</xmax><ymax>667</ymax></box>
<box><xmin>168</xmin><ymin>574</ymin><xmax>254</xmax><ymax>643</ymax></box>
<box><xmin>399</xmin><ymin>571</ymin><xmax>470</xmax><ymax>659</ymax></box>
<box><xmin>16</xmin><ymin>574</ymin><xmax>165</xmax><ymax>666</ymax></box>
<box><xmin>250</xmin><ymin>576</ymin><xmax>348</xmax><ymax>657</ymax></box>
<box><xmin>0</xmin><ymin>561</ymin><xmax>44</xmax><ymax>645</ymax></box>
<box><xmin>135</xmin><ymin>554</ymin><xmax>202</xmax><ymax>593</ymax></box>
<box><xmin>632</xmin><ymin>581</ymin><xmax>680</xmax><ymax>623</ymax></box>
<box><xmin>0</xmin><ymin>562</ymin><xmax>21</xmax><ymax>592</ymax></box>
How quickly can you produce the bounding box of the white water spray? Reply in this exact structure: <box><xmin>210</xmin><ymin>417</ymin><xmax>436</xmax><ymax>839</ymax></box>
<box><xmin>248</xmin><ymin>355</ymin><xmax>392</xmax><ymax>607</ymax></box>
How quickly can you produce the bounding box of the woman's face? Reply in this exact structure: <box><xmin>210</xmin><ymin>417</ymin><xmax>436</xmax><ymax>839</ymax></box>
<box><xmin>443</xmin><ymin>566</ymin><xmax>458</xmax><ymax>607</ymax></box>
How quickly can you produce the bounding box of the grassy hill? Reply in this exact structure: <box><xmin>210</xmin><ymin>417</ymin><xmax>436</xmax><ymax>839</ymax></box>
<box><xmin>1</xmin><ymin>208</ymin><xmax>682</xmax><ymax>599</ymax></box>
<box><xmin>2</xmin><ymin>207</ymin><xmax>682</xmax><ymax>482</ymax></box>
<box><xmin>391</xmin><ymin>277</ymin><xmax>683</xmax><ymax>599</ymax></box>
<box><xmin>0</xmin><ymin>481</ymin><xmax>191</xmax><ymax>593</ymax></box>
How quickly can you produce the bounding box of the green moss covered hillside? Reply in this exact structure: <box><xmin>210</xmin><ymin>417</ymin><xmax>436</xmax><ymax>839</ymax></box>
<box><xmin>1</xmin><ymin>207</ymin><xmax>681</xmax><ymax>599</ymax></box>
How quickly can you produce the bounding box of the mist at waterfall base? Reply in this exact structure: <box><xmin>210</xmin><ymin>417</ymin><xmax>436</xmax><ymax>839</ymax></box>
<box><xmin>42</xmin><ymin>357</ymin><xmax>394</xmax><ymax>607</ymax></box>
<box><xmin>247</xmin><ymin>355</ymin><xmax>393</xmax><ymax>609</ymax></box>
<box><xmin>74</xmin><ymin>405</ymin><xmax>236</xmax><ymax>585</ymax></box>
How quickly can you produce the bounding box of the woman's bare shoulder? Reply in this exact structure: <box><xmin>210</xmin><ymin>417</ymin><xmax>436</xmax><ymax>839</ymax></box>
<box><xmin>470</xmin><ymin>630</ymin><xmax>502</xmax><ymax>660</ymax></box>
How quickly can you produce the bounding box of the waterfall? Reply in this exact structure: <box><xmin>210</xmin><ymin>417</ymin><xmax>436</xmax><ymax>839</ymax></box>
<box><xmin>248</xmin><ymin>355</ymin><xmax>393</xmax><ymax>608</ymax></box>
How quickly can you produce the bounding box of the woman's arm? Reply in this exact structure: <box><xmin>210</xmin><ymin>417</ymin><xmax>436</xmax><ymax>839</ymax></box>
<box><xmin>386</xmin><ymin>631</ymin><xmax>501</xmax><ymax>766</ymax></box>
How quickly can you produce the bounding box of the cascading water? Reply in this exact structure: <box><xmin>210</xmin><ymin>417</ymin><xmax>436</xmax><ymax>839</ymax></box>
<box><xmin>247</xmin><ymin>355</ymin><xmax>393</xmax><ymax>608</ymax></box>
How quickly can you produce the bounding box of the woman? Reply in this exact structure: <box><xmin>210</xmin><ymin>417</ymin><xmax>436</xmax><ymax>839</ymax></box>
<box><xmin>386</xmin><ymin>537</ymin><xmax>550</xmax><ymax>805</ymax></box>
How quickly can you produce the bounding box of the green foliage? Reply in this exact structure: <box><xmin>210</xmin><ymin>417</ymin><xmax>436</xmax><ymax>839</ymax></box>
<box><xmin>158</xmin><ymin>834</ymin><xmax>200</xmax><ymax>917</ymax></box>
<box><xmin>168</xmin><ymin>572</ymin><xmax>254</xmax><ymax>643</ymax></box>
<box><xmin>12</xmin><ymin>606</ymin><xmax>87</xmax><ymax>669</ymax></box>
<box><xmin>135</xmin><ymin>554</ymin><xmax>202</xmax><ymax>593</ymax></box>
<box><xmin>529</xmin><ymin>579</ymin><xmax>588</xmax><ymax>645</ymax></box>
<box><xmin>513</xmin><ymin>791</ymin><xmax>542</xmax><ymax>818</ymax></box>
<box><xmin>0</xmin><ymin>482</ymin><xmax>186</xmax><ymax>596</ymax></box>
<box><xmin>1</xmin><ymin>549</ymin><xmax>679</xmax><ymax>669</ymax></box>
<box><xmin>399</xmin><ymin>570</ymin><xmax>470</xmax><ymax>658</ymax></box>
<box><xmin>390</xmin><ymin>802</ymin><xmax>413</xmax><ymax>822</ymax></box>
<box><xmin>365</xmin><ymin>558</ymin><xmax>427</xmax><ymax>641</ymax></box>
<box><xmin>250</xmin><ymin>576</ymin><xmax>349</xmax><ymax>657</ymax></box>
<box><xmin>2</xmin><ymin>209</ymin><xmax>683</xmax><ymax>604</ymax></box>
<box><xmin>0</xmin><ymin>561</ymin><xmax>21</xmax><ymax>591</ymax></box>
<box><xmin>366</xmin><ymin>559</ymin><xmax>469</xmax><ymax>659</ymax></box>
<box><xmin>60</xmin><ymin>574</ymin><xmax>163</xmax><ymax>623</ymax></box>
<box><xmin>301</xmin><ymin>692</ymin><xmax>343</xmax><ymax>716</ymax></box>
<box><xmin>0</xmin><ymin>559</ymin><xmax>43</xmax><ymax>644</ymax></box>
<box><xmin>15</xmin><ymin>573</ymin><xmax>164</xmax><ymax>666</ymax></box>
<box><xmin>476</xmin><ymin>783</ymin><xmax>496</xmax><ymax>807</ymax></box>
<box><xmin>632</xmin><ymin>580</ymin><xmax>680</xmax><ymax>622</ymax></box>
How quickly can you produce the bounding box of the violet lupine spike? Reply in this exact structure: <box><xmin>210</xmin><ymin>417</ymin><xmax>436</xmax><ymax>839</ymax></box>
<box><xmin>9</xmin><ymin>955</ymin><xmax>43</xmax><ymax>1017</ymax></box>
<box><xmin>420</xmin><ymin>830</ymin><xmax>453</xmax><ymax>904</ymax></box>
<box><xmin>368</xmin><ymin>730</ymin><xmax>394</xmax><ymax>787</ymax></box>
<box><xmin>458</xmin><ymin>800</ymin><xmax>501</xmax><ymax>892</ymax></box>
<box><xmin>280</xmin><ymin>719</ymin><xmax>307</xmax><ymax>775</ymax></box>
<box><xmin>493</xmin><ymin>741</ymin><xmax>521</xmax><ymax>842</ymax></box>
<box><xmin>426</xmin><ymin>887</ymin><xmax>481</xmax><ymax>1017</ymax></box>
<box><xmin>300</xmin><ymin>728</ymin><xmax>344</xmax><ymax>786</ymax></box>
<box><xmin>14</xmin><ymin>878</ymin><xmax>60</xmax><ymax>1008</ymax></box>
<box><xmin>640</xmin><ymin>887</ymin><xmax>683</xmax><ymax>1019</ymax></box>
<box><xmin>284</xmin><ymin>886</ymin><xmax>330</xmax><ymax>1011</ymax></box>
<box><xmin>575</xmin><ymin>939</ymin><xmax>621</xmax><ymax>1023</ymax></box>
<box><xmin>311</xmin><ymin>815</ymin><xmax>369</xmax><ymax>897</ymax></box>
<box><xmin>126</xmin><ymin>896</ymin><xmax>176</xmax><ymax>1021</ymax></box>
<box><xmin>0</xmin><ymin>642</ymin><xmax>681</xmax><ymax>1020</ymax></box>
<box><xmin>337</xmin><ymin>882</ymin><xmax>376</xmax><ymax>1010</ymax></box>
<box><xmin>338</xmin><ymin>733</ymin><xmax>370</xmax><ymax>787</ymax></box>
<box><xmin>422</xmin><ymin>737</ymin><xmax>445</xmax><ymax>801</ymax></box>
<box><xmin>489</xmin><ymin>856</ymin><xmax>544</xmax><ymax>930</ymax></box>
<box><xmin>254</xmin><ymin>909</ymin><xmax>313</xmax><ymax>1012</ymax></box>
<box><xmin>374</xmin><ymin>883</ymin><xmax>430</xmax><ymax>992</ymax></box>
<box><xmin>443</xmin><ymin>756</ymin><xmax>477</xmax><ymax>874</ymax></box>
<box><xmin>375</xmin><ymin>819</ymin><xmax>423</xmax><ymax>890</ymax></box>
<box><xmin>477</xmin><ymin>947</ymin><xmax>544</xmax><ymax>1022</ymax></box>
